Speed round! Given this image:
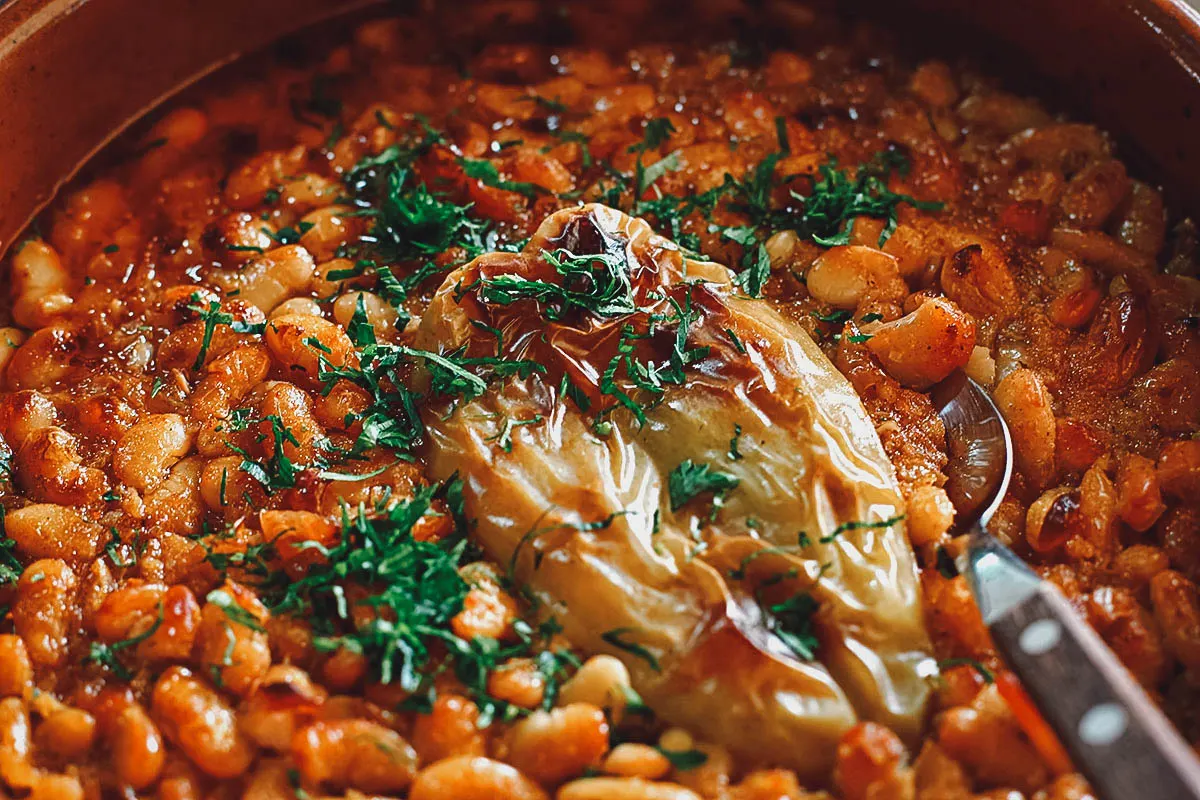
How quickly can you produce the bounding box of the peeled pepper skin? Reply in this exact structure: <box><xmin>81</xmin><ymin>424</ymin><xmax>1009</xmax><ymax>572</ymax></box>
<box><xmin>413</xmin><ymin>204</ymin><xmax>934</xmax><ymax>779</ymax></box>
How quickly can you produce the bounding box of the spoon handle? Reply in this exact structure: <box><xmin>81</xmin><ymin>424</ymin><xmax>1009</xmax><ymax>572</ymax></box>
<box><xmin>990</xmin><ymin>579</ymin><xmax>1200</xmax><ymax>800</ymax></box>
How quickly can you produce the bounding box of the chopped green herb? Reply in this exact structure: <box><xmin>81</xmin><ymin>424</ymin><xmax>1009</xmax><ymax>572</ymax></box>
<box><xmin>480</xmin><ymin>248</ymin><xmax>637</xmax><ymax>321</ymax></box>
<box><xmin>728</xmin><ymin>424</ymin><xmax>744</xmax><ymax>461</ymax></box>
<box><xmin>458</xmin><ymin>157</ymin><xmax>545</xmax><ymax>199</ymax></box>
<box><xmin>668</xmin><ymin>459</ymin><xmax>739</xmax><ymax>512</ymax></box>
<box><xmin>85</xmin><ymin>602</ymin><xmax>164</xmax><ymax>680</ymax></box>
<box><xmin>818</xmin><ymin>514</ymin><xmax>904</xmax><ymax>544</ymax></box>
<box><xmin>765</xmin><ymin>593</ymin><xmax>819</xmax><ymax>660</ymax></box>
<box><xmin>657</xmin><ymin>747</ymin><xmax>709</xmax><ymax>770</ymax></box>
<box><xmin>601</xmin><ymin>627</ymin><xmax>661</xmax><ymax>672</ymax></box>
<box><xmin>187</xmin><ymin>294</ymin><xmax>267</xmax><ymax>371</ymax></box>
<box><xmin>938</xmin><ymin>657</ymin><xmax>996</xmax><ymax>684</ymax></box>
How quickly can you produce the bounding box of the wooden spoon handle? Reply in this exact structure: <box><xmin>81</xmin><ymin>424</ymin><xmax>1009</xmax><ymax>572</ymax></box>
<box><xmin>991</xmin><ymin>581</ymin><xmax>1200</xmax><ymax>800</ymax></box>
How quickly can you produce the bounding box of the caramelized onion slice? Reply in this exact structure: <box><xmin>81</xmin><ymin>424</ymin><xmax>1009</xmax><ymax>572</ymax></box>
<box><xmin>414</xmin><ymin>204</ymin><xmax>933</xmax><ymax>778</ymax></box>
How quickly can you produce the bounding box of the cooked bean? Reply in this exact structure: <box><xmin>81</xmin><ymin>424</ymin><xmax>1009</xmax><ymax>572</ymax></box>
<box><xmin>113</xmin><ymin>413</ymin><xmax>194</xmax><ymax>493</ymax></box>
<box><xmin>10</xmin><ymin>240</ymin><xmax>73</xmax><ymax>329</ymax></box>
<box><xmin>558</xmin><ymin>778</ymin><xmax>703</xmax><ymax>800</ymax></box>
<box><xmin>291</xmin><ymin>718</ymin><xmax>418</xmax><ymax>793</ymax></box>
<box><xmin>1150</xmin><ymin>570</ymin><xmax>1200</xmax><ymax>673</ymax></box>
<box><xmin>0</xmin><ymin>635</ymin><xmax>33</xmax><ymax>697</ymax></box>
<box><xmin>7</xmin><ymin>326</ymin><xmax>78</xmax><ymax>391</ymax></box>
<box><xmin>603</xmin><ymin>743</ymin><xmax>672</xmax><ymax>779</ymax></box>
<box><xmin>265</xmin><ymin>313</ymin><xmax>357</xmax><ymax>386</ymax></box>
<box><xmin>864</xmin><ymin>296</ymin><xmax>976</xmax><ymax>388</ymax></box>
<box><xmin>994</xmin><ymin>368</ymin><xmax>1057</xmax><ymax>490</ymax></box>
<box><xmin>559</xmin><ymin>654</ymin><xmax>632</xmax><ymax>718</ymax></box>
<box><xmin>507</xmin><ymin>703</ymin><xmax>610</xmax><ymax>784</ymax></box>
<box><xmin>806</xmin><ymin>245</ymin><xmax>906</xmax><ymax>310</ymax></box>
<box><xmin>12</xmin><ymin>559</ymin><xmax>77</xmax><ymax>668</ymax></box>
<box><xmin>150</xmin><ymin>667</ymin><xmax>256</xmax><ymax>778</ymax></box>
<box><xmin>195</xmin><ymin>582</ymin><xmax>271</xmax><ymax>696</ymax></box>
<box><xmin>409</xmin><ymin>756</ymin><xmax>550</xmax><ymax>800</ymax></box>
<box><xmin>410</xmin><ymin>693</ymin><xmax>487</xmax><ymax>763</ymax></box>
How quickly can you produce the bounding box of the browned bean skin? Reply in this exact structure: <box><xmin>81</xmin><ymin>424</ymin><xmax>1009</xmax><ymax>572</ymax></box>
<box><xmin>0</xmin><ymin>9</ymin><xmax>1197</xmax><ymax>799</ymax></box>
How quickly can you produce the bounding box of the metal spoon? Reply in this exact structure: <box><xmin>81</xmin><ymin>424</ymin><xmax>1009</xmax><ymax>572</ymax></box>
<box><xmin>932</xmin><ymin>371</ymin><xmax>1200</xmax><ymax>800</ymax></box>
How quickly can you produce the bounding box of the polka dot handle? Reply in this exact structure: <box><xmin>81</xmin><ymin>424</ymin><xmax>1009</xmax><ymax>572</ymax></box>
<box><xmin>991</xmin><ymin>583</ymin><xmax>1200</xmax><ymax>800</ymax></box>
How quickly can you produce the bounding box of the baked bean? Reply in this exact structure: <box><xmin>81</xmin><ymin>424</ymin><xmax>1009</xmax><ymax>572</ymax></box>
<box><xmin>14</xmin><ymin>425</ymin><xmax>107</xmax><ymax>506</ymax></box>
<box><xmin>6</xmin><ymin>325</ymin><xmax>78</xmax><ymax>390</ymax></box>
<box><xmin>1058</xmin><ymin>159</ymin><xmax>1130</xmax><ymax>229</ymax></box>
<box><xmin>112</xmin><ymin>703</ymin><xmax>167</xmax><ymax>789</ymax></box>
<box><xmin>558</xmin><ymin>778</ymin><xmax>703</xmax><ymax>800</ymax></box>
<box><xmin>936</xmin><ymin>684</ymin><xmax>1049</xmax><ymax>792</ymax></box>
<box><xmin>410</xmin><ymin>693</ymin><xmax>487</xmax><ymax>762</ymax></box>
<box><xmin>269</xmin><ymin>296</ymin><xmax>324</xmax><ymax>319</ymax></box>
<box><xmin>151</xmin><ymin>667</ymin><xmax>256</xmax><ymax>778</ymax></box>
<box><xmin>806</xmin><ymin>245</ymin><xmax>906</xmax><ymax>310</ymax></box>
<box><xmin>506</xmin><ymin>703</ymin><xmax>610</xmax><ymax>784</ymax></box>
<box><xmin>0</xmin><ymin>697</ymin><xmax>34</xmax><ymax>789</ymax></box>
<box><xmin>265</xmin><ymin>313</ymin><xmax>357</xmax><ymax>386</ymax></box>
<box><xmin>223</xmin><ymin>146</ymin><xmax>306</xmax><ymax>209</ymax></box>
<box><xmin>1086</xmin><ymin>586</ymin><xmax>1168</xmax><ymax>687</ymax></box>
<box><xmin>35</xmin><ymin>706</ymin><xmax>96</xmax><ymax>758</ymax></box>
<box><xmin>299</xmin><ymin>206</ymin><xmax>364</xmax><ymax>261</ymax></box>
<box><xmin>279</xmin><ymin>173</ymin><xmax>338</xmax><ymax>213</ymax></box>
<box><xmin>1114</xmin><ymin>180</ymin><xmax>1166</xmax><ymax>256</ymax></box>
<box><xmin>1025</xmin><ymin>487</ymin><xmax>1083</xmax><ymax>554</ymax></box>
<box><xmin>12</xmin><ymin>559</ymin><xmax>77</xmax><ymax>668</ymax></box>
<box><xmin>291</xmin><ymin>718</ymin><xmax>418</xmax><ymax>793</ymax></box>
<box><xmin>332</xmin><ymin>290</ymin><xmax>402</xmax><ymax>341</ymax></box>
<box><xmin>1115</xmin><ymin>453</ymin><xmax>1166</xmax><ymax>532</ymax></box>
<box><xmin>112</xmin><ymin>413</ymin><xmax>194</xmax><ymax>493</ymax></box>
<box><xmin>833</xmin><ymin>722</ymin><xmax>908</xmax><ymax>800</ymax></box>
<box><xmin>1150</xmin><ymin>570</ymin><xmax>1200</xmax><ymax>674</ymax></box>
<box><xmin>864</xmin><ymin>296</ymin><xmax>976</xmax><ymax>388</ymax></box>
<box><xmin>28</xmin><ymin>773</ymin><xmax>84</xmax><ymax>800</ymax></box>
<box><xmin>409</xmin><ymin>756</ymin><xmax>550</xmax><ymax>800</ymax></box>
<box><xmin>1157</xmin><ymin>439</ymin><xmax>1200</xmax><ymax>498</ymax></box>
<box><xmin>239</xmin><ymin>665</ymin><xmax>326</xmax><ymax>751</ymax></box>
<box><xmin>0</xmin><ymin>327</ymin><xmax>29</xmax><ymax>385</ymax></box>
<box><xmin>604</xmin><ymin>743</ymin><xmax>672</xmax><ymax>779</ymax></box>
<box><xmin>672</xmin><ymin>742</ymin><xmax>733</xmax><ymax>797</ymax></box>
<box><xmin>195</xmin><ymin>583</ymin><xmax>271</xmax><ymax>696</ymax></box>
<box><xmin>144</xmin><ymin>457</ymin><xmax>207</xmax><ymax>538</ymax></box>
<box><xmin>487</xmin><ymin>657</ymin><xmax>547</xmax><ymax>709</ymax></box>
<box><xmin>994</xmin><ymin>368</ymin><xmax>1057</xmax><ymax>490</ymax></box>
<box><xmin>0</xmin><ymin>635</ymin><xmax>33</xmax><ymax>697</ymax></box>
<box><xmin>220</xmin><ymin>244</ymin><xmax>317</xmax><ymax>314</ymax></box>
<box><xmin>906</xmin><ymin>484</ymin><xmax>955</xmax><ymax>546</ymax></box>
<box><xmin>451</xmin><ymin>564</ymin><xmax>519</xmax><ymax>641</ymax></box>
<box><xmin>560</xmin><ymin>655</ymin><xmax>632</xmax><ymax>718</ymax></box>
<box><xmin>10</xmin><ymin>240</ymin><xmax>73</xmax><ymax>328</ymax></box>
<box><xmin>941</xmin><ymin>243</ymin><xmax>1020</xmax><ymax>320</ymax></box>
<box><xmin>188</xmin><ymin>342</ymin><xmax>272</xmax><ymax>420</ymax></box>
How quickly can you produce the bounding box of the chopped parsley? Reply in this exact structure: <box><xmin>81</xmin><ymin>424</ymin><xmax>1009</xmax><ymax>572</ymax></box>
<box><xmin>600</xmin><ymin>627</ymin><xmax>661</xmax><ymax>672</ymax></box>
<box><xmin>85</xmin><ymin>602</ymin><xmax>163</xmax><ymax>680</ymax></box>
<box><xmin>938</xmin><ymin>657</ymin><xmax>996</xmax><ymax>684</ymax></box>
<box><xmin>765</xmin><ymin>592</ymin><xmax>820</xmax><ymax>660</ymax></box>
<box><xmin>728</xmin><ymin>424</ymin><xmax>744</xmax><ymax>461</ymax></box>
<box><xmin>480</xmin><ymin>248</ymin><xmax>637</xmax><ymax>321</ymax></box>
<box><xmin>458</xmin><ymin>157</ymin><xmax>545</xmax><ymax>199</ymax></box>
<box><xmin>187</xmin><ymin>294</ymin><xmax>266</xmax><ymax>371</ymax></box>
<box><xmin>657</xmin><ymin>747</ymin><xmax>709</xmax><ymax>770</ymax></box>
<box><xmin>818</xmin><ymin>514</ymin><xmax>905</xmax><ymax>544</ymax></box>
<box><xmin>667</xmin><ymin>459</ymin><xmax>739</xmax><ymax>512</ymax></box>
